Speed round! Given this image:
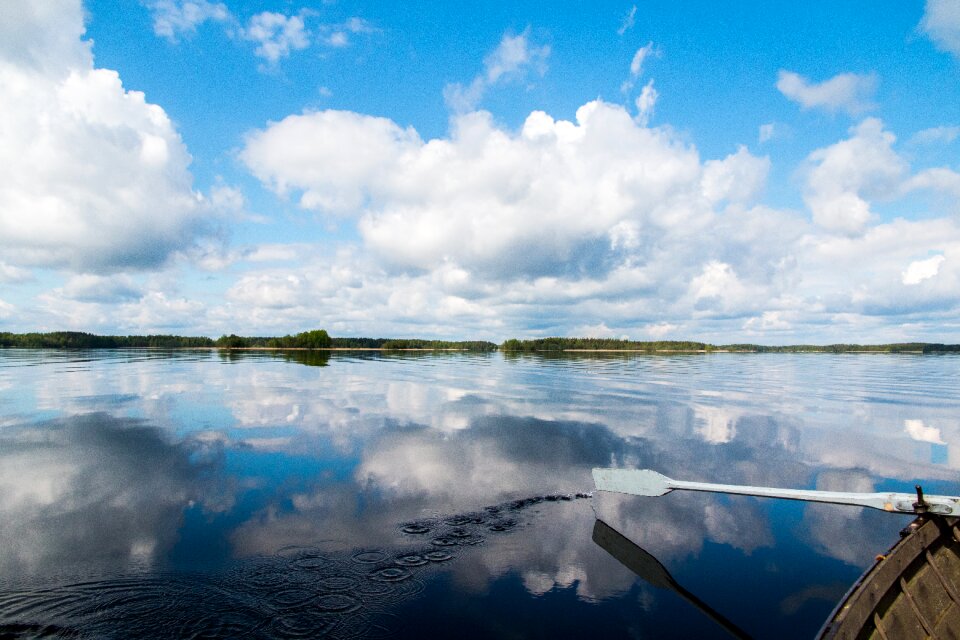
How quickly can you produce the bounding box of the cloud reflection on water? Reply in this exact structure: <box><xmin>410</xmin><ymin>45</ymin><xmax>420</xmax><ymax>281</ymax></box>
<box><xmin>0</xmin><ymin>413</ymin><xmax>230</xmax><ymax>576</ymax></box>
<box><xmin>2</xmin><ymin>351</ymin><xmax>959</xmax><ymax>636</ymax></box>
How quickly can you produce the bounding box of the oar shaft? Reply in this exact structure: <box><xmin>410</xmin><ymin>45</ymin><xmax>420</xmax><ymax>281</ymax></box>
<box><xmin>672</xmin><ymin>480</ymin><xmax>888</xmax><ymax>509</ymax></box>
<box><xmin>669</xmin><ymin>480</ymin><xmax>959</xmax><ymax>516</ymax></box>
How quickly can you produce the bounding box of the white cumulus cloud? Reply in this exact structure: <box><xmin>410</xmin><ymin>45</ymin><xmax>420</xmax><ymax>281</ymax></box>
<box><xmin>243</xmin><ymin>100</ymin><xmax>769</xmax><ymax>282</ymax></box>
<box><xmin>243</xmin><ymin>11</ymin><xmax>310</xmax><ymax>65</ymax></box>
<box><xmin>903</xmin><ymin>167</ymin><xmax>960</xmax><ymax>199</ymax></box>
<box><xmin>776</xmin><ymin>70</ymin><xmax>877</xmax><ymax>115</ymax></box>
<box><xmin>902</xmin><ymin>255</ymin><xmax>945</xmax><ymax>285</ymax></box>
<box><xmin>0</xmin><ymin>1</ymin><xmax>90</xmax><ymax>74</ymax></box>
<box><xmin>920</xmin><ymin>0</ymin><xmax>960</xmax><ymax>58</ymax></box>
<box><xmin>701</xmin><ymin>145</ymin><xmax>770</xmax><ymax>205</ymax></box>
<box><xmin>227</xmin><ymin>273</ymin><xmax>309</xmax><ymax>309</ymax></box>
<box><xmin>802</xmin><ymin>118</ymin><xmax>905</xmax><ymax>234</ymax></box>
<box><xmin>0</xmin><ymin>0</ymin><xmax>208</xmax><ymax>274</ymax></box>
<box><xmin>241</xmin><ymin>110</ymin><xmax>422</xmax><ymax>214</ymax></box>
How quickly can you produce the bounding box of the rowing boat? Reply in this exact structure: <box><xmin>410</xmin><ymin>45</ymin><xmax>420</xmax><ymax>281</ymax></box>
<box><xmin>592</xmin><ymin>468</ymin><xmax>960</xmax><ymax>639</ymax></box>
<box><xmin>819</xmin><ymin>515</ymin><xmax>960</xmax><ymax>639</ymax></box>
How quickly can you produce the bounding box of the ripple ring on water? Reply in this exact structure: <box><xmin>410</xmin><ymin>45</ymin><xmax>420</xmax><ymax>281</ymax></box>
<box><xmin>318</xmin><ymin>575</ymin><xmax>359</xmax><ymax>592</ymax></box>
<box><xmin>394</xmin><ymin>554</ymin><xmax>428</xmax><ymax>567</ymax></box>
<box><xmin>291</xmin><ymin>556</ymin><xmax>330</xmax><ymax>571</ymax></box>
<box><xmin>270</xmin><ymin>587</ymin><xmax>319</xmax><ymax>610</ymax></box>
<box><xmin>268</xmin><ymin>612</ymin><xmax>338</xmax><ymax>638</ymax></box>
<box><xmin>352</xmin><ymin>550</ymin><xmax>387</xmax><ymax>564</ymax></box>
<box><xmin>246</xmin><ymin>568</ymin><xmax>289</xmax><ymax>588</ymax></box>
<box><xmin>430</xmin><ymin>537</ymin><xmax>459</xmax><ymax>547</ymax></box>
<box><xmin>401</xmin><ymin>524</ymin><xmax>431</xmax><ymax>535</ymax></box>
<box><xmin>370</xmin><ymin>567</ymin><xmax>412</xmax><ymax>583</ymax></box>
<box><xmin>316</xmin><ymin>593</ymin><xmax>362</xmax><ymax>614</ymax></box>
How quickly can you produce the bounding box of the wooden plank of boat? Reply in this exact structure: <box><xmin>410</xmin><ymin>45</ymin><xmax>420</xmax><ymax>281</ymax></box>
<box><xmin>818</xmin><ymin>515</ymin><xmax>960</xmax><ymax>639</ymax></box>
<box><xmin>592</xmin><ymin>468</ymin><xmax>960</xmax><ymax>639</ymax></box>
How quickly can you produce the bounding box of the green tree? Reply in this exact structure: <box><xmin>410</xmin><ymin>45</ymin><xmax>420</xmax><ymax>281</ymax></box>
<box><xmin>294</xmin><ymin>329</ymin><xmax>331</xmax><ymax>348</ymax></box>
<box><xmin>216</xmin><ymin>334</ymin><xmax>248</xmax><ymax>348</ymax></box>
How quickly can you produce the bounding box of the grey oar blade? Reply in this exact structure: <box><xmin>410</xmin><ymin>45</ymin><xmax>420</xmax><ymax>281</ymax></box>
<box><xmin>592</xmin><ymin>468</ymin><xmax>674</xmax><ymax>496</ymax></box>
<box><xmin>592</xmin><ymin>519</ymin><xmax>675</xmax><ymax>590</ymax></box>
<box><xmin>593</xmin><ymin>519</ymin><xmax>754</xmax><ymax>640</ymax></box>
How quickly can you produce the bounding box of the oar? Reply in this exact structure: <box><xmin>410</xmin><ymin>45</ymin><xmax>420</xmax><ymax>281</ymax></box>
<box><xmin>592</xmin><ymin>468</ymin><xmax>960</xmax><ymax>516</ymax></box>
<box><xmin>593</xmin><ymin>519</ymin><xmax>753</xmax><ymax>640</ymax></box>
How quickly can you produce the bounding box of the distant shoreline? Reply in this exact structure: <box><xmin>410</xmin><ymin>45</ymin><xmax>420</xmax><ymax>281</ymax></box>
<box><xmin>0</xmin><ymin>346</ymin><xmax>949</xmax><ymax>354</ymax></box>
<box><xmin>1</xmin><ymin>332</ymin><xmax>958</xmax><ymax>354</ymax></box>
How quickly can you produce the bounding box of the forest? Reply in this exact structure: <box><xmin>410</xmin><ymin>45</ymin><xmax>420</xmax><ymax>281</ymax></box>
<box><xmin>499</xmin><ymin>338</ymin><xmax>960</xmax><ymax>353</ymax></box>
<box><xmin>2</xmin><ymin>332</ymin><xmax>958</xmax><ymax>353</ymax></box>
<box><xmin>0</xmin><ymin>331</ymin><xmax>496</xmax><ymax>351</ymax></box>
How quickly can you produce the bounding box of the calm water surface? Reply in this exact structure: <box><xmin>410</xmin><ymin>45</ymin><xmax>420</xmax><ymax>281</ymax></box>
<box><xmin>1</xmin><ymin>350</ymin><xmax>958</xmax><ymax>638</ymax></box>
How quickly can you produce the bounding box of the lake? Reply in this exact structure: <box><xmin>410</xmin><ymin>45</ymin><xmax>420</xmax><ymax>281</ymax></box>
<box><xmin>1</xmin><ymin>349</ymin><xmax>957</xmax><ymax>639</ymax></box>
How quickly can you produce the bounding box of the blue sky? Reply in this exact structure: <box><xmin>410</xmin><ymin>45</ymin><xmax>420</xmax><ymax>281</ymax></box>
<box><xmin>1</xmin><ymin>0</ymin><xmax>959</xmax><ymax>342</ymax></box>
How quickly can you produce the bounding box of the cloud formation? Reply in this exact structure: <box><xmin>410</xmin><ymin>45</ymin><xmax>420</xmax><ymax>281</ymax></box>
<box><xmin>902</xmin><ymin>255</ymin><xmax>945</xmax><ymax>285</ymax></box>
<box><xmin>228</xmin><ymin>95</ymin><xmax>960</xmax><ymax>342</ymax></box>
<box><xmin>802</xmin><ymin>118</ymin><xmax>904</xmax><ymax>234</ymax></box>
<box><xmin>629</xmin><ymin>41</ymin><xmax>655</xmax><ymax>78</ymax></box>
<box><xmin>617</xmin><ymin>5</ymin><xmax>637</xmax><ymax>36</ymax></box>
<box><xmin>243</xmin><ymin>11</ymin><xmax>311</xmax><ymax>64</ymax></box>
<box><xmin>243</xmin><ymin>101</ymin><xmax>771</xmax><ymax>284</ymax></box>
<box><xmin>233</xmin><ymin>100</ymin><xmax>823</xmax><ymax>337</ymax></box>
<box><xmin>143</xmin><ymin>2</ymin><xmax>375</xmax><ymax>66</ymax></box>
<box><xmin>5</xmin><ymin>2</ymin><xmax>960</xmax><ymax>343</ymax></box>
<box><xmin>910</xmin><ymin>125</ymin><xmax>960</xmax><ymax>145</ymax></box>
<box><xmin>0</xmin><ymin>0</ymin><xmax>209</xmax><ymax>274</ymax></box>
<box><xmin>443</xmin><ymin>30</ymin><xmax>551</xmax><ymax>112</ymax></box>
<box><xmin>776</xmin><ymin>70</ymin><xmax>877</xmax><ymax>115</ymax></box>
<box><xmin>920</xmin><ymin>0</ymin><xmax>960</xmax><ymax>58</ymax></box>
<box><xmin>320</xmin><ymin>17</ymin><xmax>376</xmax><ymax>48</ymax></box>
<box><xmin>144</xmin><ymin>0</ymin><xmax>230</xmax><ymax>41</ymax></box>
<box><xmin>0</xmin><ymin>413</ymin><xmax>222</xmax><ymax>574</ymax></box>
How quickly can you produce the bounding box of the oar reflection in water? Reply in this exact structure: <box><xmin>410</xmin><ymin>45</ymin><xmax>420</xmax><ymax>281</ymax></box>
<box><xmin>592</xmin><ymin>519</ymin><xmax>753</xmax><ymax>640</ymax></box>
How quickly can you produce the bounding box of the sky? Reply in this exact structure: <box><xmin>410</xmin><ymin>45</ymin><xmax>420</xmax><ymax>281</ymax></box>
<box><xmin>1</xmin><ymin>0</ymin><xmax>959</xmax><ymax>343</ymax></box>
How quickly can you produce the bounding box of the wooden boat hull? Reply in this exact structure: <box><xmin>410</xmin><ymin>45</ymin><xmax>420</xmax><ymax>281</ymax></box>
<box><xmin>819</xmin><ymin>516</ymin><xmax>960</xmax><ymax>639</ymax></box>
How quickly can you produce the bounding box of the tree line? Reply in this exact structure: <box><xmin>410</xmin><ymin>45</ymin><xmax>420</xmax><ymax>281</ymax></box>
<box><xmin>0</xmin><ymin>332</ymin><xmax>215</xmax><ymax>348</ymax></box>
<box><xmin>499</xmin><ymin>337</ymin><xmax>960</xmax><ymax>353</ymax></box>
<box><xmin>1</xmin><ymin>331</ymin><xmax>958</xmax><ymax>353</ymax></box>
<box><xmin>500</xmin><ymin>338</ymin><xmax>711</xmax><ymax>352</ymax></box>
<box><xmin>0</xmin><ymin>330</ymin><xmax>496</xmax><ymax>351</ymax></box>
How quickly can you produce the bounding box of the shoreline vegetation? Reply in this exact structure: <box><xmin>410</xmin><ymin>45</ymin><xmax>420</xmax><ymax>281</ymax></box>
<box><xmin>1</xmin><ymin>331</ymin><xmax>959</xmax><ymax>353</ymax></box>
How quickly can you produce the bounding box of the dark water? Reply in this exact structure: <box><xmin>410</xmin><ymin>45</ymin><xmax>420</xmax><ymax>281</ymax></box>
<box><xmin>0</xmin><ymin>350</ymin><xmax>957</xmax><ymax>639</ymax></box>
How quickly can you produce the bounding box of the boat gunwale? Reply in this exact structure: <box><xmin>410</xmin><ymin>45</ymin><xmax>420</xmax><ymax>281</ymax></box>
<box><xmin>818</xmin><ymin>515</ymin><xmax>958</xmax><ymax>639</ymax></box>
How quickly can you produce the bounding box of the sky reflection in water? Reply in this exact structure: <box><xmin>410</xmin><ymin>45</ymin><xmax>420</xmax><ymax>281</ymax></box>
<box><xmin>0</xmin><ymin>350</ymin><xmax>958</xmax><ymax>638</ymax></box>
